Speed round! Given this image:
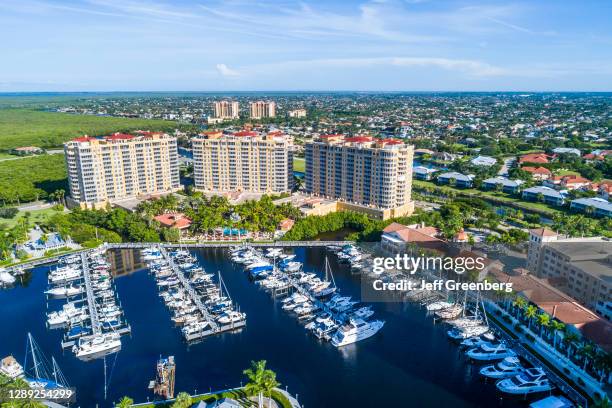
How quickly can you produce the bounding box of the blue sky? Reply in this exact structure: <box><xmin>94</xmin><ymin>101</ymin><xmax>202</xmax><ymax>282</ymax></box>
<box><xmin>1</xmin><ymin>0</ymin><xmax>611</xmax><ymax>91</ymax></box>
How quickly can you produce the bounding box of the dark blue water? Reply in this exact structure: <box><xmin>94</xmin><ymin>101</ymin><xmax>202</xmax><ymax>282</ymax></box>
<box><xmin>0</xmin><ymin>248</ymin><xmax>531</xmax><ymax>407</ymax></box>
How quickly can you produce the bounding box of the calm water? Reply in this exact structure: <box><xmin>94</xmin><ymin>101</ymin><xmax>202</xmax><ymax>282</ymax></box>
<box><xmin>0</xmin><ymin>248</ymin><xmax>534</xmax><ymax>407</ymax></box>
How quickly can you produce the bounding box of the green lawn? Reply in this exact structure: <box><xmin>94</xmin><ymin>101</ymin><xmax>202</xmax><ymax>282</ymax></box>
<box><xmin>555</xmin><ymin>169</ymin><xmax>580</xmax><ymax>176</ymax></box>
<box><xmin>0</xmin><ymin>206</ymin><xmax>65</xmax><ymax>229</ymax></box>
<box><xmin>293</xmin><ymin>157</ymin><xmax>305</xmax><ymax>173</ymax></box>
<box><xmin>0</xmin><ymin>108</ymin><xmax>176</xmax><ymax>151</ymax></box>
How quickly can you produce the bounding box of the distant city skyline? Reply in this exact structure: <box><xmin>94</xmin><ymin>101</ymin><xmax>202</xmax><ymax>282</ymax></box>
<box><xmin>1</xmin><ymin>0</ymin><xmax>611</xmax><ymax>92</ymax></box>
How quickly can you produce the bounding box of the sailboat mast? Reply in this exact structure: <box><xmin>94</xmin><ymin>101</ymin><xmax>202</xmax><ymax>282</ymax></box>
<box><xmin>29</xmin><ymin>333</ymin><xmax>41</xmax><ymax>380</ymax></box>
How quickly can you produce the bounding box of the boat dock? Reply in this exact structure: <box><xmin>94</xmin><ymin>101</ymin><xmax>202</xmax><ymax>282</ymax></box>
<box><xmin>157</xmin><ymin>247</ymin><xmax>246</xmax><ymax>341</ymax></box>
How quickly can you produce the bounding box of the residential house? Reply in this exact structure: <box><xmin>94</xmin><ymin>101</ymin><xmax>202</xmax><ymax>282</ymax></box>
<box><xmin>519</xmin><ymin>153</ymin><xmax>549</xmax><ymax>164</ymax></box>
<box><xmin>482</xmin><ymin>176</ymin><xmax>524</xmax><ymax>194</ymax></box>
<box><xmin>522</xmin><ymin>186</ymin><xmax>566</xmax><ymax>206</ymax></box>
<box><xmin>437</xmin><ymin>172</ymin><xmax>474</xmax><ymax>188</ymax></box>
<box><xmin>570</xmin><ymin>197</ymin><xmax>612</xmax><ymax>218</ymax></box>
<box><xmin>413</xmin><ymin>166</ymin><xmax>438</xmax><ymax>181</ymax></box>
<box><xmin>153</xmin><ymin>213</ymin><xmax>192</xmax><ymax>233</ymax></box>
<box><xmin>522</xmin><ymin>166</ymin><xmax>552</xmax><ymax>181</ymax></box>
<box><xmin>552</xmin><ymin>147</ymin><xmax>581</xmax><ymax>156</ymax></box>
<box><xmin>470</xmin><ymin>155</ymin><xmax>497</xmax><ymax>167</ymax></box>
<box><xmin>545</xmin><ymin>174</ymin><xmax>591</xmax><ymax>190</ymax></box>
<box><xmin>381</xmin><ymin>222</ymin><xmax>446</xmax><ymax>253</ymax></box>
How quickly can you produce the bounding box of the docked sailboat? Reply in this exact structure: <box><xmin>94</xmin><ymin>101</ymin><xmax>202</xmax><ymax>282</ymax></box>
<box><xmin>23</xmin><ymin>333</ymin><xmax>70</xmax><ymax>390</ymax></box>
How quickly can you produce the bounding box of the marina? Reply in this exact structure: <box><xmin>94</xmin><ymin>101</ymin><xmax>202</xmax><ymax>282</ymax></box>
<box><xmin>0</xmin><ymin>246</ymin><xmax>586</xmax><ymax>407</ymax></box>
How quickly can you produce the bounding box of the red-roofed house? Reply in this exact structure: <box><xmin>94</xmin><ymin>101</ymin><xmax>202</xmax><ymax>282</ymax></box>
<box><xmin>545</xmin><ymin>174</ymin><xmax>591</xmax><ymax>190</ymax></box>
<box><xmin>153</xmin><ymin>213</ymin><xmax>192</xmax><ymax>231</ymax></box>
<box><xmin>521</xmin><ymin>166</ymin><xmax>552</xmax><ymax>180</ymax></box>
<box><xmin>519</xmin><ymin>153</ymin><xmax>550</xmax><ymax>164</ymax></box>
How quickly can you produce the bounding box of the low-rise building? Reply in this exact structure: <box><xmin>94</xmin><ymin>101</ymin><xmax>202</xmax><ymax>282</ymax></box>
<box><xmin>522</xmin><ymin>186</ymin><xmax>566</xmax><ymax>206</ymax></box>
<box><xmin>413</xmin><ymin>166</ymin><xmax>438</xmax><ymax>181</ymax></box>
<box><xmin>553</xmin><ymin>147</ymin><xmax>581</xmax><ymax>156</ymax></box>
<box><xmin>522</xmin><ymin>166</ymin><xmax>552</xmax><ymax>180</ymax></box>
<box><xmin>526</xmin><ymin>229</ymin><xmax>612</xmax><ymax>310</ymax></box>
<box><xmin>437</xmin><ymin>172</ymin><xmax>474</xmax><ymax>188</ymax></box>
<box><xmin>153</xmin><ymin>213</ymin><xmax>192</xmax><ymax>231</ymax></box>
<box><xmin>482</xmin><ymin>176</ymin><xmax>524</xmax><ymax>194</ymax></box>
<box><xmin>545</xmin><ymin>174</ymin><xmax>591</xmax><ymax>190</ymax></box>
<box><xmin>570</xmin><ymin>197</ymin><xmax>612</xmax><ymax>218</ymax></box>
<box><xmin>288</xmin><ymin>109</ymin><xmax>306</xmax><ymax>118</ymax></box>
<box><xmin>519</xmin><ymin>153</ymin><xmax>550</xmax><ymax>164</ymax></box>
<box><xmin>470</xmin><ymin>155</ymin><xmax>497</xmax><ymax>167</ymax></box>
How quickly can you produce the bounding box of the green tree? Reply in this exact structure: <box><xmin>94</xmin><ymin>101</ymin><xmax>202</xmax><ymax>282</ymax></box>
<box><xmin>243</xmin><ymin>360</ymin><xmax>278</xmax><ymax>408</ymax></box>
<box><xmin>171</xmin><ymin>392</ymin><xmax>192</xmax><ymax>408</ymax></box>
<box><xmin>536</xmin><ymin>312</ymin><xmax>550</xmax><ymax>337</ymax></box>
<box><xmin>524</xmin><ymin>305</ymin><xmax>538</xmax><ymax>330</ymax></box>
<box><xmin>116</xmin><ymin>396</ymin><xmax>134</xmax><ymax>408</ymax></box>
<box><xmin>550</xmin><ymin>320</ymin><xmax>565</xmax><ymax>350</ymax></box>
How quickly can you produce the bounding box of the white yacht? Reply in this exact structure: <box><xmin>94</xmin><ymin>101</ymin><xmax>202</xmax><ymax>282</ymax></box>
<box><xmin>426</xmin><ymin>301</ymin><xmax>454</xmax><ymax>311</ymax></box>
<box><xmin>48</xmin><ymin>267</ymin><xmax>81</xmax><ymax>284</ymax></box>
<box><xmin>447</xmin><ymin>325</ymin><xmax>490</xmax><ymax>340</ymax></box>
<box><xmin>44</xmin><ymin>285</ymin><xmax>83</xmax><ymax>298</ymax></box>
<box><xmin>331</xmin><ymin>318</ymin><xmax>385</xmax><ymax>347</ymax></box>
<box><xmin>480</xmin><ymin>357</ymin><xmax>524</xmax><ymax>379</ymax></box>
<box><xmin>72</xmin><ymin>333</ymin><xmax>121</xmax><ymax>360</ymax></box>
<box><xmin>0</xmin><ymin>356</ymin><xmax>24</xmax><ymax>379</ymax></box>
<box><xmin>217</xmin><ymin>311</ymin><xmax>246</xmax><ymax>325</ymax></box>
<box><xmin>347</xmin><ymin>306</ymin><xmax>374</xmax><ymax>320</ymax></box>
<box><xmin>0</xmin><ymin>270</ymin><xmax>16</xmax><ymax>285</ymax></box>
<box><xmin>496</xmin><ymin>368</ymin><xmax>552</xmax><ymax>395</ymax></box>
<box><xmin>466</xmin><ymin>342</ymin><xmax>516</xmax><ymax>361</ymax></box>
<box><xmin>47</xmin><ymin>304</ymin><xmax>87</xmax><ymax>326</ymax></box>
<box><xmin>182</xmin><ymin>321</ymin><xmax>212</xmax><ymax>336</ymax></box>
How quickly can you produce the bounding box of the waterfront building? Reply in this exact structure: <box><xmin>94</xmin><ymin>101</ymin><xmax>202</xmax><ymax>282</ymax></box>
<box><xmin>413</xmin><ymin>166</ymin><xmax>438</xmax><ymax>181</ymax></box>
<box><xmin>526</xmin><ymin>228</ymin><xmax>612</xmax><ymax>310</ymax></box>
<box><xmin>288</xmin><ymin>108</ymin><xmax>307</xmax><ymax>118</ymax></box>
<box><xmin>192</xmin><ymin>131</ymin><xmax>293</xmax><ymax>194</ymax></box>
<box><xmin>522</xmin><ymin>186</ymin><xmax>566</xmax><ymax>206</ymax></box>
<box><xmin>153</xmin><ymin>213</ymin><xmax>193</xmax><ymax>233</ymax></box>
<box><xmin>304</xmin><ymin>135</ymin><xmax>414</xmax><ymax>220</ymax></box>
<box><xmin>570</xmin><ymin>197</ymin><xmax>612</xmax><ymax>218</ymax></box>
<box><xmin>213</xmin><ymin>101</ymin><xmax>239</xmax><ymax>120</ymax></box>
<box><xmin>436</xmin><ymin>172</ymin><xmax>474</xmax><ymax>188</ymax></box>
<box><xmin>544</xmin><ymin>174</ymin><xmax>591</xmax><ymax>190</ymax></box>
<box><xmin>250</xmin><ymin>101</ymin><xmax>276</xmax><ymax>119</ymax></box>
<box><xmin>64</xmin><ymin>132</ymin><xmax>180</xmax><ymax>209</ymax></box>
<box><xmin>482</xmin><ymin>176</ymin><xmax>524</xmax><ymax>194</ymax></box>
<box><xmin>519</xmin><ymin>153</ymin><xmax>550</xmax><ymax>164</ymax></box>
<box><xmin>596</xmin><ymin>301</ymin><xmax>612</xmax><ymax>321</ymax></box>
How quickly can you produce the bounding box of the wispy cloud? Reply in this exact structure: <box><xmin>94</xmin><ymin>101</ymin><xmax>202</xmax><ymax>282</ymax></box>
<box><xmin>216</xmin><ymin>64</ymin><xmax>240</xmax><ymax>78</ymax></box>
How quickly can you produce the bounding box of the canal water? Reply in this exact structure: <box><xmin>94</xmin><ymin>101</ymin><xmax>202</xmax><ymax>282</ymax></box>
<box><xmin>1</xmin><ymin>248</ymin><xmax>536</xmax><ymax>407</ymax></box>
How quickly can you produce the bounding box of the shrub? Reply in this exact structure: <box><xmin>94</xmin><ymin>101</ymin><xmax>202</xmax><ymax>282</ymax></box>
<box><xmin>0</xmin><ymin>207</ymin><xmax>19</xmax><ymax>219</ymax></box>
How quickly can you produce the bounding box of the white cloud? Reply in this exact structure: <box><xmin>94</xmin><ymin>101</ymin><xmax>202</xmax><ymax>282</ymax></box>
<box><xmin>215</xmin><ymin>63</ymin><xmax>240</xmax><ymax>78</ymax></box>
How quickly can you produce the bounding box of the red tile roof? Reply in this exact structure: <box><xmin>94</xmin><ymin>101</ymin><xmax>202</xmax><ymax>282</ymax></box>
<box><xmin>233</xmin><ymin>131</ymin><xmax>258</xmax><ymax>137</ymax></box>
<box><xmin>105</xmin><ymin>133</ymin><xmax>134</xmax><ymax>141</ymax></box>
<box><xmin>522</xmin><ymin>166</ymin><xmax>552</xmax><ymax>175</ymax></box>
<box><xmin>519</xmin><ymin>153</ymin><xmax>549</xmax><ymax>164</ymax></box>
<box><xmin>153</xmin><ymin>213</ymin><xmax>192</xmax><ymax>229</ymax></box>
<box><xmin>529</xmin><ymin>227</ymin><xmax>557</xmax><ymax>237</ymax></box>
<box><xmin>380</xmin><ymin>138</ymin><xmax>403</xmax><ymax>145</ymax></box>
<box><xmin>344</xmin><ymin>136</ymin><xmax>373</xmax><ymax>143</ymax></box>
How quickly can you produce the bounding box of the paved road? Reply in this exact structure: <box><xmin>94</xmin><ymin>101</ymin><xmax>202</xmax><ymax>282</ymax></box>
<box><xmin>498</xmin><ymin>157</ymin><xmax>516</xmax><ymax>176</ymax></box>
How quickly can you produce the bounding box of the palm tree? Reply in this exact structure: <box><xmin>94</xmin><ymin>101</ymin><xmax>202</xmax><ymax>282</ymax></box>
<box><xmin>262</xmin><ymin>367</ymin><xmax>280</xmax><ymax>408</ymax></box>
<box><xmin>550</xmin><ymin>320</ymin><xmax>565</xmax><ymax>350</ymax></box>
<box><xmin>512</xmin><ymin>296</ymin><xmax>527</xmax><ymax>318</ymax></box>
<box><xmin>117</xmin><ymin>396</ymin><xmax>134</xmax><ymax>408</ymax></box>
<box><xmin>577</xmin><ymin>343</ymin><xmax>595</xmax><ymax>371</ymax></box>
<box><xmin>524</xmin><ymin>305</ymin><xmax>538</xmax><ymax>330</ymax></box>
<box><xmin>244</xmin><ymin>360</ymin><xmax>277</xmax><ymax>408</ymax></box>
<box><xmin>171</xmin><ymin>392</ymin><xmax>192</xmax><ymax>408</ymax></box>
<box><xmin>563</xmin><ymin>331</ymin><xmax>580</xmax><ymax>358</ymax></box>
<box><xmin>536</xmin><ymin>312</ymin><xmax>550</xmax><ymax>338</ymax></box>
<box><xmin>592</xmin><ymin>395</ymin><xmax>611</xmax><ymax>408</ymax></box>
<box><xmin>593</xmin><ymin>350</ymin><xmax>612</xmax><ymax>384</ymax></box>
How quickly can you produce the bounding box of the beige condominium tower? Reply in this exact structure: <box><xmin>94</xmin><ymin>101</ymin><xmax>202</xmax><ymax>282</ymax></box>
<box><xmin>213</xmin><ymin>101</ymin><xmax>240</xmax><ymax>119</ymax></box>
<box><xmin>305</xmin><ymin>135</ymin><xmax>414</xmax><ymax>220</ymax></box>
<box><xmin>250</xmin><ymin>101</ymin><xmax>276</xmax><ymax>119</ymax></box>
<box><xmin>192</xmin><ymin>130</ymin><xmax>293</xmax><ymax>194</ymax></box>
<box><xmin>64</xmin><ymin>132</ymin><xmax>180</xmax><ymax>209</ymax></box>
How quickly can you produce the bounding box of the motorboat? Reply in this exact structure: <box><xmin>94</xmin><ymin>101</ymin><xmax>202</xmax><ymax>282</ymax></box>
<box><xmin>217</xmin><ymin>311</ymin><xmax>246</xmax><ymax>325</ymax></box>
<box><xmin>45</xmin><ymin>285</ymin><xmax>83</xmax><ymax>298</ymax></box>
<box><xmin>460</xmin><ymin>333</ymin><xmax>495</xmax><ymax>348</ymax></box>
<box><xmin>0</xmin><ymin>271</ymin><xmax>16</xmax><ymax>285</ymax></box>
<box><xmin>182</xmin><ymin>321</ymin><xmax>212</xmax><ymax>336</ymax></box>
<box><xmin>331</xmin><ymin>318</ymin><xmax>385</xmax><ymax>347</ymax></box>
<box><xmin>496</xmin><ymin>368</ymin><xmax>552</xmax><ymax>395</ymax></box>
<box><xmin>72</xmin><ymin>333</ymin><xmax>121</xmax><ymax>360</ymax></box>
<box><xmin>347</xmin><ymin>306</ymin><xmax>374</xmax><ymax>320</ymax></box>
<box><xmin>480</xmin><ymin>357</ymin><xmax>524</xmax><ymax>379</ymax></box>
<box><xmin>0</xmin><ymin>356</ymin><xmax>24</xmax><ymax>379</ymax></box>
<box><xmin>435</xmin><ymin>304</ymin><xmax>463</xmax><ymax>319</ymax></box>
<box><xmin>426</xmin><ymin>301</ymin><xmax>454</xmax><ymax>311</ymax></box>
<box><xmin>447</xmin><ymin>325</ymin><xmax>490</xmax><ymax>340</ymax></box>
<box><xmin>466</xmin><ymin>342</ymin><xmax>516</xmax><ymax>361</ymax></box>
<box><xmin>48</xmin><ymin>267</ymin><xmax>81</xmax><ymax>284</ymax></box>
<box><xmin>47</xmin><ymin>304</ymin><xmax>87</xmax><ymax>326</ymax></box>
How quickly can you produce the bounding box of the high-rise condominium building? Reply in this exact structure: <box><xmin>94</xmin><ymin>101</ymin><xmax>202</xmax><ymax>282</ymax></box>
<box><xmin>527</xmin><ymin>228</ymin><xmax>611</xmax><ymax>310</ymax></box>
<box><xmin>64</xmin><ymin>132</ymin><xmax>180</xmax><ymax>209</ymax></box>
<box><xmin>250</xmin><ymin>101</ymin><xmax>276</xmax><ymax>119</ymax></box>
<box><xmin>213</xmin><ymin>101</ymin><xmax>239</xmax><ymax>119</ymax></box>
<box><xmin>192</xmin><ymin>130</ymin><xmax>293</xmax><ymax>194</ymax></box>
<box><xmin>305</xmin><ymin>135</ymin><xmax>414</xmax><ymax>220</ymax></box>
